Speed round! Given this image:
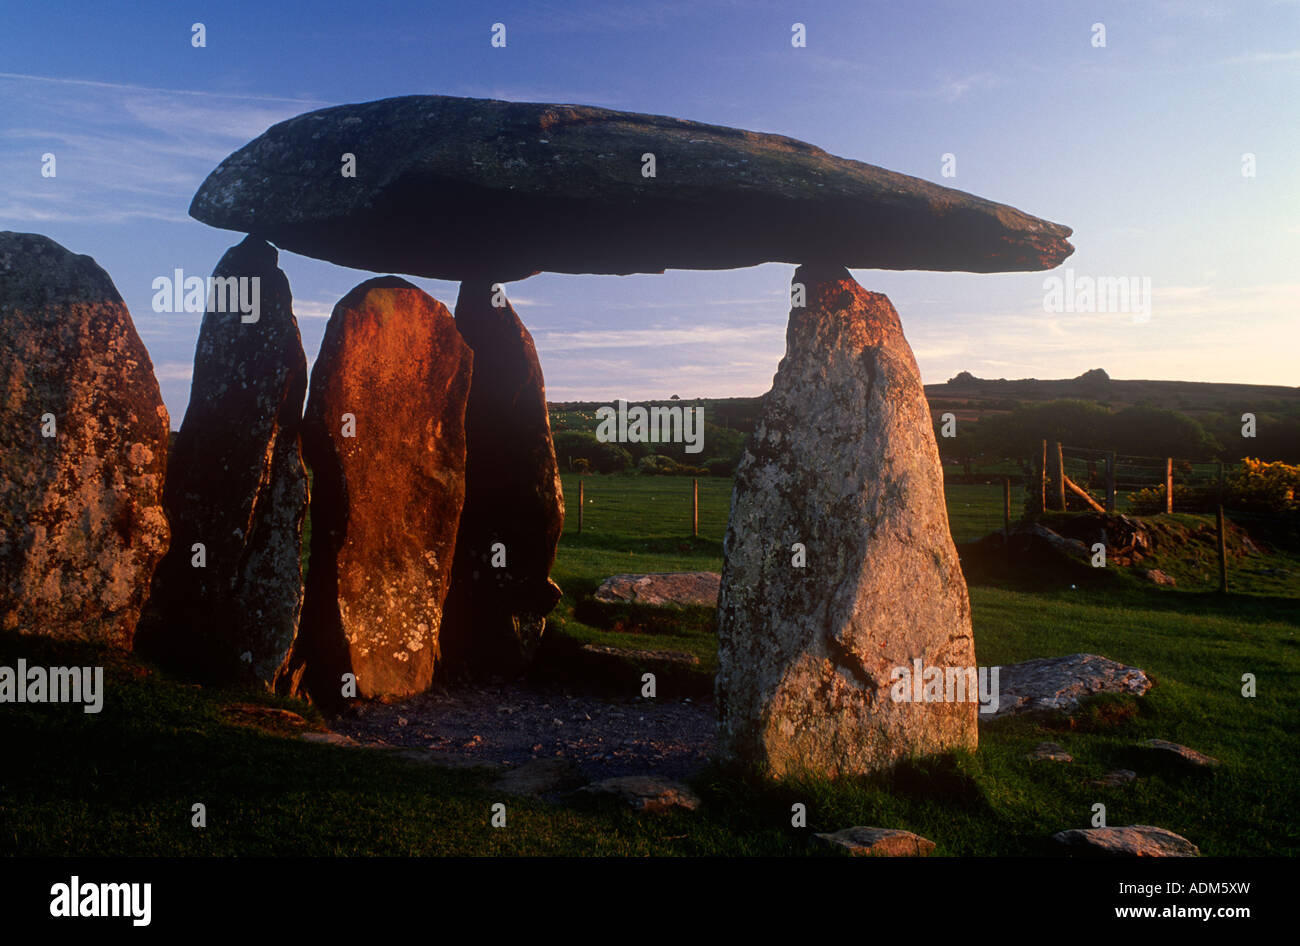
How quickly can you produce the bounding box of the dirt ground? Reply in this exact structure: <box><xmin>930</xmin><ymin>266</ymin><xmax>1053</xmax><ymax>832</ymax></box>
<box><xmin>326</xmin><ymin>682</ymin><xmax>716</xmax><ymax>781</ymax></box>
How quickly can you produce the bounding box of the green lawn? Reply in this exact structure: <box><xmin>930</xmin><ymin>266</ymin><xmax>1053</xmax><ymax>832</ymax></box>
<box><xmin>2</xmin><ymin>473</ymin><xmax>1296</xmax><ymax>856</ymax></box>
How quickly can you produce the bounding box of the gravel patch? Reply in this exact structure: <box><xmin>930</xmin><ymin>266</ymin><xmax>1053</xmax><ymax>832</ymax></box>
<box><xmin>326</xmin><ymin>682</ymin><xmax>716</xmax><ymax>782</ymax></box>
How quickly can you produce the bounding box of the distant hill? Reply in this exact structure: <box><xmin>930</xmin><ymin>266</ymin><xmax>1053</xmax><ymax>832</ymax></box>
<box><xmin>548</xmin><ymin>371</ymin><xmax>1300</xmax><ymax>468</ymax></box>
<box><xmin>924</xmin><ymin>369</ymin><xmax>1300</xmax><ymax>424</ymax></box>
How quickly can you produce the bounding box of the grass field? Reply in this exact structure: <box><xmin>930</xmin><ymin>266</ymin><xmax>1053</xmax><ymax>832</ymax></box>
<box><xmin>2</xmin><ymin>473</ymin><xmax>1296</xmax><ymax>856</ymax></box>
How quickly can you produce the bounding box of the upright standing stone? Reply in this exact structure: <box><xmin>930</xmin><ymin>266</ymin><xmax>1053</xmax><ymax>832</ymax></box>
<box><xmin>275</xmin><ymin>277</ymin><xmax>472</xmax><ymax>705</ymax></box>
<box><xmin>716</xmin><ymin>264</ymin><xmax>977</xmax><ymax>778</ymax></box>
<box><xmin>135</xmin><ymin>236</ymin><xmax>308</xmax><ymax>682</ymax></box>
<box><xmin>441</xmin><ymin>281</ymin><xmax>563</xmax><ymax>678</ymax></box>
<box><xmin>0</xmin><ymin>232</ymin><xmax>170</xmax><ymax>646</ymax></box>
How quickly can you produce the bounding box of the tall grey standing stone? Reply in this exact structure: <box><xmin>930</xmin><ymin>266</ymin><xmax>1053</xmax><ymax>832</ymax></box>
<box><xmin>0</xmin><ymin>232</ymin><xmax>170</xmax><ymax>646</ymax></box>
<box><xmin>275</xmin><ymin>277</ymin><xmax>472</xmax><ymax>706</ymax></box>
<box><xmin>716</xmin><ymin>264</ymin><xmax>977</xmax><ymax>778</ymax></box>
<box><xmin>135</xmin><ymin>236</ymin><xmax>308</xmax><ymax>683</ymax></box>
<box><xmin>440</xmin><ymin>281</ymin><xmax>564</xmax><ymax>679</ymax></box>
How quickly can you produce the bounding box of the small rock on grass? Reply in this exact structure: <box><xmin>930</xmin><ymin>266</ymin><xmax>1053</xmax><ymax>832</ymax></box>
<box><xmin>1052</xmin><ymin>825</ymin><xmax>1199</xmax><ymax>857</ymax></box>
<box><xmin>1027</xmin><ymin>741</ymin><xmax>1073</xmax><ymax>762</ymax></box>
<box><xmin>1086</xmin><ymin>769</ymin><xmax>1138</xmax><ymax>788</ymax></box>
<box><xmin>576</xmin><ymin>775</ymin><xmax>700</xmax><ymax>814</ymax></box>
<box><xmin>814</xmin><ymin>827</ymin><xmax>935</xmax><ymax>857</ymax></box>
<box><xmin>1139</xmin><ymin>739</ymin><xmax>1220</xmax><ymax>767</ymax></box>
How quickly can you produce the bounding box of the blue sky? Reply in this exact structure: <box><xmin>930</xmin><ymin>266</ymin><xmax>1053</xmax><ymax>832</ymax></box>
<box><xmin>1</xmin><ymin>0</ymin><xmax>1296</xmax><ymax>420</ymax></box>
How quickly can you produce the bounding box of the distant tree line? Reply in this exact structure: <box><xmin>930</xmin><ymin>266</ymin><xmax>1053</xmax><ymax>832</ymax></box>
<box><xmin>935</xmin><ymin>399</ymin><xmax>1300</xmax><ymax>465</ymax></box>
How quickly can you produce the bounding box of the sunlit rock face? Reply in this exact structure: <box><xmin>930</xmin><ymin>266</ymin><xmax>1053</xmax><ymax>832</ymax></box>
<box><xmin>716</xmin><ymin>265</ymin><xmax>977</xmax><ymax>778</ymax></box>
<box><xmin>276</xmin><ymin>277</ymin><xmax>472</xmax><ymax>705</ymax></box>
<box><xmin>0</xmin><ymin>231</ymin><xmax>170</xmax><ymax>647</ymax></box>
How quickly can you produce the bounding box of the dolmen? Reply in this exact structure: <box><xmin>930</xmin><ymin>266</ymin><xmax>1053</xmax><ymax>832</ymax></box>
<box><xmin>1</xmin><ymin>95</ymin><xmax>1070</xmax><ymax>776</ymax></box>
<box><xmin>189</xmin><ymin>95</ymin><xmax>1071</xmax><ymax>756</ymax></box>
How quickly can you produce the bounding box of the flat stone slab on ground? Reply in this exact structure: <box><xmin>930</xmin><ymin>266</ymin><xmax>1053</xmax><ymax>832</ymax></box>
<box><xmin>224</xmin><ymin>703</ymin><xmax>307</xmax><ymax>725</ymax></box>
<box><xmin>1086</xmin><ymin>769</ymin><xmax>1139</xmax><ymax>788</ymax></box>
<box><xmin>1052</xmin><ymin>825</ymin><xmax>1200</xmax><ymax>857</ymax></box>
<box><xmin>576</xmin><ymin>775</ymin><xmax>701</xmax><ymax>814</ymax></box>
<box><xmin>593</xmin><ymin>572</ymin><xmax>721</xmax><ymax>608</ymax></box>
<box><xmin>1027</xmin><ymin>741</ymin><xmax>1073</xmax><ymax>762</ymax></box>
<box><xmin>300</xmin><ymin>732</ymin><xmax>360</xmax><ymax>748</ymax></box>
<box><xmin>983</xmin><ymin>653</ymin><xmax>1152</xmax><ymax>721</ymax></box>
<box><xmin>814</xmin><ymin>827</ymin><xmax>936</xmax><ymax>857</ymax></box>
<box><xmin>492</xmin><ymin>758</ymin><xmax>587</xmax><ymax>797</ymax></box>
<box><xmin>580</xmin><ymin>643</ymin><xmax>700</xmax><ymax>666</ymax></box>
<box><xmin>1139</xmin><ymin>739</ymin><xmax>1221</xmax><ymax>767</ymax></box>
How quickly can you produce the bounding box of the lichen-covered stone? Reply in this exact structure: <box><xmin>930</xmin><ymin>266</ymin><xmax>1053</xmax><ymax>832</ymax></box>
<box><xmin>984</xmin><ymin>653</ymin><xmax>1152</xmax><ymax>721</ymax></box>
<box><xmin>136</xmin><ymin>236</ymin><xmax>307</xmax><ymax>683</ymax></box>
<box><xmin>440</xmin><ymin>281</ymin><xmax>563</xmax><ymax>679</ymax></box>
<box><xmin>593</xmin><ymin>572</ymin><xmax>720</xmax><ymax>608</ymax></box>
<box><xmin>1052</xmin><ymin>825</ymin><xmax>1200</xmax><ymax>857</ymax></box>
<box><xmin>716</xmin><ymin>265</ymin><xmax>976</xmax><ymax>778</ymax></box>
<box><xmin>189</xmin><ymin>95</ymin><xmax>1074</xmax><ymax>280</ymax></box>
<box><xmin>275</xmin><ymin>277</ymin><xmax>471</xmax><ymax>704</ymax></box>
<box><xmin>0</xmin><ymin>231</ymin><xmax>169</xmax><ymax>646</ymax></box>
<box><xmin>814</xmin><ymin>827</ymin><xmax>936</xmax><ymax>857</ymax></box>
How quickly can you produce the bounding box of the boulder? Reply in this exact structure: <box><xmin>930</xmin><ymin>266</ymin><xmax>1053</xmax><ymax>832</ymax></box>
<box><xmin>813</xmin><ymin>827</ymin><xmax>936</xmax><ymax>857</ymax></box>
<box><xmin>274</xmin><ymin>277</ymin><xmax>472</xmax><ymax>705</ymax></box>
<box><xmin>594</xmin><ymin>572</ymin><xmax>720</xmax><ymax>608</ymax></box>
<box><xmin>716</xmin><ymin>265</ymin><xmax>977</xmax><ymax>778</ymax></box>
<box><xmin>0</xmin><ymin>232</ymin><xmax>169</xmax><ymax>646</ymax></box>
<box><xmin>190</xmin><ymin>95</ymin><xmax>1073</xmax><ymax>280</ymax></box>
<box><xmin>576</xmin><ymin>775</ymin><xmax>701</xmax><ymax>813</ymax></box>
<box><xmin>983</xmin><ymin>653</ymin><xmax>1152</xmax><ymax>721</ymax></box>
<box><xmin>439</xmin><ymin>281</ymin><xmax>563</xmax><ymax>678</ymax></box>
<box><xmin>1051</xmin><ymin>825</ymin><xmax>1200</xmax><ymax>857</ymax></box>
<box><xmin>136</xmin><ymin>236</ymin><xmax>308</xmax><ymax>682</ymax></box>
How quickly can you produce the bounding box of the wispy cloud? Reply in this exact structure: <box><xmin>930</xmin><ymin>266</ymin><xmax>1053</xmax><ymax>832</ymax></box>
<box><xmin>1218</xmin><ymin>49</ymin><xmax>1300</xmax><ymax>64</ymax></box>
<box><xmin>535</xmin><ymin>322</ymin><xmax>784</xmax><ymax>351</ymax></box>
<box><xmin>0</xmin><ymin>72</ymin><xmax>325</xmax><ymax>228</ymax></box>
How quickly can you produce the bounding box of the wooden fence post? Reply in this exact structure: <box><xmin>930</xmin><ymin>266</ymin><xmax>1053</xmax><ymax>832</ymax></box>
<box><xmin>1003</xmin><ymin>476</ymin><xmax>1011</xmax><ymax>536</ymax></box>
<box><xmin>692</xmin><ymin>478</ymin><xmax>699</xmax><ymax>538</ymax></box>
<box><xmin>1054</xmin><ymin>441</ymin><xmax>1065</xmax><ymax>512</ymax></box>
<box><xmin>1216</xmin><ymin>462</ymin><xmax>1228</xmax><ymax>593</ymax></box>
<box><xmin>1039</xmin><ymin>439</ymin><xmax>1048</xmax><ymax>515</ymax></box>
<box><xmin>1105</xmin><ymin>452</ymin><xmax>1116</xmax><ymax>514</ymax></box>
<box><xmin>578</xmin><ymin>479</ymin><xmax>584</xmax><ymax>534</ymax></box>
<box><xmin>1165</xmin><ymin>458</ymin><xmax>1174</xmax><ymax>514</ymax></box>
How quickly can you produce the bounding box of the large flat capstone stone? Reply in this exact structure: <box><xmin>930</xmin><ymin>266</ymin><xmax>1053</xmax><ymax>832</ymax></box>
<box><xmin>190</xmin><ymin>95</ymin><xmax>1073</xmax><ymax>280</ymax></box>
